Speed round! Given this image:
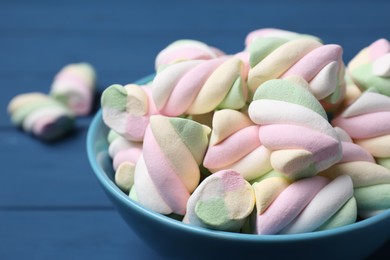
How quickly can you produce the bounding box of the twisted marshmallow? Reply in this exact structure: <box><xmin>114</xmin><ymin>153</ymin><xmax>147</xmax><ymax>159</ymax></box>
<box><xmin>320</xmin><ymin>128</ymin><xmax>390</xmax><ymax>218</ymax></box>
<box><xmin>332</xmin><ymin>88</ymin><xmax>390</xmax><ymax>169</ymax></box>
<box><xmin>254</xmin><ymin>174</ymin><xmax>356</xmax><ymax>234</ymax></box>
<box><xmin>348</xmin><ymin>39</ymin><xmax>390</xmax><ymax>96</ymax></box>
<box><xmin>132</xmin><ymin>115</ymin><xmax>210</xmax><ymax>215</ymax></box>
<box><xmin>203</xmin><ymin>109</ymin><xmax>272</xmax><ymax>181</ymax></box>
<box><xmin>184</xmin><ymin>169</ymin><xmax>255</xmax><ymax>232</ymax></box>
<box><xmin>341</xmin><ymin>71</ymin><xmax>362</xmax><ymax>109</ymax></box>
<box><xmin>245</xmin><ymin>28</ymin><xmax>321</xmax><ymax>48</ymax></box>
<box><xmin>8</xmin><ymin>92</ymin><xmax>74</xmax><ymax>141</ymax></box>
<box><xmin>107</xmin><ymin>130</ymin><xmax>142</xmax><ymax>192</ymax></box>
<box><xmin>249</xmin><ymin>79</ymin><xmax>342</xmax><ymax>180</ymax></box>
<box><xmin>152</xmin><ymin>56</ymin><xmax>248</xmax><ymax>116</ymax></box>
<box><xmin>155</xmin><ymin>39</ymin><xmax>224</xmax><ymax>71</ymax></box>
<box><xmin>101</xmin><ymin>84</ymin><xmax>159</xmax><ymax>141</ymax></box>
<box><xmin>247</xmin><ymin>36</ymin><xmax>345</xmax><ymax>111</ymax></box>
<box><xmin>50</xmin><ymin>62</ymin><xmax>96</xmax><ymax>116</ymax></box>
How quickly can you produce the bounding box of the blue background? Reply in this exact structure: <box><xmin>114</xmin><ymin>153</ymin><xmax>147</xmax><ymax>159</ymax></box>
<box><xmin>1</xmin><ymin>0</ymin><xmax>389</xmax><ymax>258</ymax></box>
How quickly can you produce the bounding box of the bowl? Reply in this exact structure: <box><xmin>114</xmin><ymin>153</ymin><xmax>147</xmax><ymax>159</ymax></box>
<box><xmin>87</xmin><ymin>75</ymin><xmax>390</xmax><ymax>259</ymax></box>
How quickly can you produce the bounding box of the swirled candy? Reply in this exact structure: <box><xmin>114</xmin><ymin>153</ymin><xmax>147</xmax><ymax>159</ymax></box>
<box><xmin>320</xmin><ymin>127</ymin><xmax>390</xmax><ymax>218</ymax></box>
<box><xmin>184</xmin><ymin>169</ymin><xmax>255</xmax><ymax>232</ymax></box>
<box><xmin>132</xmin><ymin>115</ymin><xmax>210</xmax><ymax>215</ymax></box>
<box><xmin>8</xmin><ymin>92</ymin><xmax>74</xmax><ymax>141</ymax></box>
<box><xmin>247</xmin><ymin>34</ymin><xmax>345</xmax><ymax>111</ymax></box>
<box><xmin>152</xmin><ymin>56</ymin><xmax>248</xmax><ymax>116</ymax></box>
<box><xmin>203</xmin><ymin>109</ymin><xmax>272</xmax><ymax>181</ymax></box>
<box><xmin>155</xmin><ymin>39</ymin><xmax>224</xmax><ymax>71</ymax></box>
<box><xmin>245</xmin><ymin>28</ymin><xmax>321</xmax><ymax>48</ymax></box>
<box><xmin>101</xmin><ymin>83</ymin><xmax>159</xmax><ymax>141</ymax></box>
<box><xmin>249</xmin><ymin>79</ymin><xmax>342</xmax><ymax>180</ymax></box>
<box><xmin>107</xmin><ymin>130</ymin><xmax>143</xmax><ymax>192</ymax></box>
<box><xmin>254</xmin><ymin>174</ymin><xmax>356</xmax><ymax>234</ymax></box>
<box><xmin>332</xmin><ymin>88</ymin><xmax>390</xmax><ymax>169</ymax></box>
<box><xmin>50</xmin><ymin>62</ymin><xmax>96</xmax><ymax>116</ymax></box>
<box><xmin>348</xmin><ymin>39</ymin><xmax>390</xmax><ymax>96</ymax></box>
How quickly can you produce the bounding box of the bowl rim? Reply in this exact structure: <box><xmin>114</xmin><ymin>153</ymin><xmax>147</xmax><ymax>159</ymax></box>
<box><xmin>87</xmin><ymin>74</ymin><xmax>390</xmax><ymax>242</ymax></box>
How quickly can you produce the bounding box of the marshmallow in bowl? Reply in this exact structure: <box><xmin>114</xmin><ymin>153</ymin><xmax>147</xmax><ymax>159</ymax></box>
<box><xmin>184</xmin><ymin>169</ymin><xmax>255</xmax><ymax>232</ymax></box>
<box><xmin>348</xmin><ymin>39</ymin><xmax>390</xmax><ymax>95</ymax></box>
<box><xmin>320</xmin><ymin>127</ymin><xmax>390</xmax><ymax>219</ymax></box>
<box><xmin>132</xmin><ymin>115</ymin><xmax>210</xmax><ymax>215</ymax></box>
<box><xmin>249</xmin><ymin>78</ymin><xmax>343</xmax><ymax>180</ymax></box>
<box><xmin>50</xmin><ymin>62</ymin><xmax>96</xmax><ymax>116</ymax></box>
<box><xmin>107</xmin><ymin>130</ymin><xmax>143</xmax><ymax>192</ymax></box>
<box><xmin>8</xmin><ymin>92</ymin><xmax>74</xmax><ymax>141</ymax></box>
<box><xmin>98</xmin><ymin>29</ymin><xmax>390</xmax><ymax>235</ymax></box>
<box><xmin>203</xmin><ymin>109</ymin><xmax>272</xmax><ymax>181</ymax></box>
<box><xmin>245</xmin><ymin>28</ymin><xmax>322</xmax><ymax>47</ymax></box>
<box><xmin>332</xmin><ymin>88</ymin><xmax>390</xmax><ymax>169</ymax></box>
<box><xmin>254</xmin><ymin>174</ymin><xmax>356</xmax><ymax>235</ymax></box>
<box><xmin>101</xmin><ymin>83</ymin><xmax>159</xmax><ymax>141</ymax></box>
<box><xmin>155</xmin><ymin>39</ymin><xmax>225</xmax><ymax>71</ymax></box>
<box><xmin>152</xmin><ymin>56</ymin><xmax>248</xmax><ymax>116</ymax></box>
<box><xmin>247</xmin><ymin>34</ymin><xmax>345</xmax><ymax>111</ymax></box>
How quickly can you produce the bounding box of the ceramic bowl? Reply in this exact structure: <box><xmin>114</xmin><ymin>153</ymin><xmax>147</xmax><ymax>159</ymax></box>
<box><xmin>87</xmin><ymin>75</ymin><xmax>390</xmax><ymax>259</ymax></box>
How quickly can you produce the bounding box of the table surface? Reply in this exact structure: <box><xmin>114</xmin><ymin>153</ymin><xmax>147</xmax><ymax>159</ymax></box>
<box><xmin>1</xmin><ymin>0</ymin><xmax>390</xmax><ymax>259</ymax></box>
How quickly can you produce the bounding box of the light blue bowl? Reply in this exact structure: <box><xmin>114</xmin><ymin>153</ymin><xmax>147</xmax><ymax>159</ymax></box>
<box><xmin>87</xmin><ymin>75</ymin><xmax>390</xmax><ymax>259</ymax></box>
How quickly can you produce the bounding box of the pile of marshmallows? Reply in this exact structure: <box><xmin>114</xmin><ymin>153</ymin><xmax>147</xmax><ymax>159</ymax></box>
<box><xmin>102</xmin><ymin>28</ymin><xmax>390</xmax><ymax>235</ymax></box>
<box><xmin>8</xmin><ymin>63</ymin><xmax>96</xmax><ymax>141</ymax></box>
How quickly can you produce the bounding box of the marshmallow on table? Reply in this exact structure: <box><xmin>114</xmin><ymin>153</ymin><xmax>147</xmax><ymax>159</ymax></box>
<box><xmin>203</xmin><ymin>109</ymin><xmax>272</xmax><ymax>181</ymax></box>
<box><xmin>246</xmin><ymin>30</ymin><xmax>345</xmax><ymax>112</ymax></box>
<box><xmin>152</xmin><ymin>56</ymin><xmax>248</xmax><ymax>116</ymax></box>
<box><xmin>320</xmin><ymin>128</ymin><xmax>390</xmax><ymax>219</ymax></box>
<box><xmin>348</xmin><ymin>39</ymin><xmax>390</xmax><ymax>96</ymax></box>
<box><xmin>248</xmin><ymin>78</ymin><xmax>343</xmax><ymax>180</ymax></box>
<box><xmin>155</xmin><ymin>39</ymin><xmax>225</xmax><ymax>71</ymax></box>
<box><xmin>7</xmin><ymin>92</ymin><xmax>74</xmax><ymax>141</ymax></box>
<box><xmin>107</xmin><ymin>130</ymin><xmax>143</xmax><ymax>193</ymax></box>
<box><xmin>101</xmin><ymin>83</ymin><xmax>159</xmax><ymax>142</ymax></box>
<box><xmin>254</xmin><ymin>174</ymin><xmax>356</xmax><ymax>235</ymax></box>
<box><xmin>131</xmin><ymin>115</ymin><xmax>210</xmax><ymax>215</ymax></box>
<box><xmin>50</xmin><ymin>62</ymin><xmax>96</xmax><ymax>116</ymax></box>
<box><xmin>332</xmin><ymin>88</ymin><xmax>390</xmax><ymax>169</ymax></box>
<box><xmin>184</xmin><ymin>169</ymin><xmax>255</xmax><ymax>232</ymax></box>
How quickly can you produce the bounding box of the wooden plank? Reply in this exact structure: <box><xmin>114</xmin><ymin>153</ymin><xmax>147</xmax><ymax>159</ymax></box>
<box><xmin>0</xmin><ymin>128</ymin><xmax>114</xmax><ymax>207</ymax></box>
<box><xmin>0</xmin><ymin>210</ymin><xmax>160</xmax><ymax>259</ymax></box>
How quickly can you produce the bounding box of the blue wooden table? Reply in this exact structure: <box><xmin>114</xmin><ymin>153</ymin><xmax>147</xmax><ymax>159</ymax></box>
<box><xmin>1</xmin><ymin>0</ymin><xmax>389</xmax><ymax>259</ymax></box>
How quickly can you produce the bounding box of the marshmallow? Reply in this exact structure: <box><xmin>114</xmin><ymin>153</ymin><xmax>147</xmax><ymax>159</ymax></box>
<box><xmin>251</xmin><ymin>170</ymin><xmax>292</xmax><ymax>215</ymax></box>
<box><xmin>245</xmin><ymin>28</ymin><xmax>322</xmax><ymax>48</ymax></box>
<box><xmin>320</xmin><ymin>127</ymin><xmax>390</xmax><ymax>218</ymax></box>
<box><xmin>332</xmin><ymin>88</ymin><xmax>390</xmax><ymax>166</ymax></box>
<box><xmin>247</xmin><ymin>33</ymin><xmax>345</xmax><ymax>111</ymax></box>
<box><xmin>132</xmin><ymin>115</ymin><xmax>210</xmax><ymax>215</ymax></box>
<box><xmin>203</xmin><ymin>109</ymin><xmax>272</xmax><ymax>181</ymax></box>
<box><xmin>107</xmin><ymin>129</ymin><xmax>143</xmax><ymax>192</ymax></box>
<box><xmin>280</xmin><ymin>175</ymin><xmax>356</xmax><ymax>233</ymax></box>
<box><xmin>101</xmin><ymin>84</ymin><xmax>159</xmax><ymax>141</ymax></box>
<box><xmin>348</xmin><ymin>39</ymin><xmax>390</xmax><ymax>96</ymax></box>
<box><xmin>256</xmin><ymin>175</ymin><xmax>327</xmax><ymax>234</ymax></box>
<box><xmin>184</xmin><ymin>169</ymin><xmax>255</xmax><ymax>232</ymax></box>
<box><xmin>155</xmin><ymin>39</ymin><xmax>224</xmax><ymax>71</ymax></box>
<box><xmin>152</xmin><ymin>56</ymin><xmax>248</xmax><ymax>116</ymax></box>
<box><xmin>8</xmin><ymin>92</ymin><xmax>74</xmax><ymax>141</ymax></box>
<box><xmin>249</xmin><ymin>79</ymin><xmax>343</xmax><ymax>180</ymax></box>
<box><xmin>50</xmin><ymin>62</ymin><xmax>96</xmax><ymax>116</ymax></box>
